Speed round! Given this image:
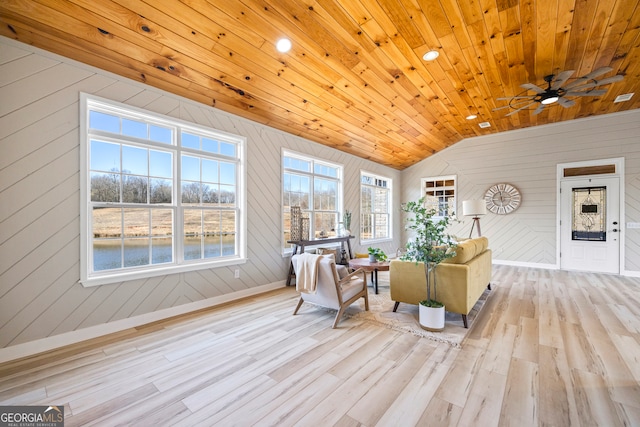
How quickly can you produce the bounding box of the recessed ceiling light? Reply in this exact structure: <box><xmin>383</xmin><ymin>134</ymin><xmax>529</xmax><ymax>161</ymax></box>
<box><xmin>422</xmin><ymin>50</ymin><xmax>439</xmax><ymax>61</ymax></box>
<box><xmin>466</xmin><ymin>114</ymin><xmax>477</xmax><ymax>120</ymax></box>
<box><xmin>479</xmin><ymin>122</ymin><xmax>491</xmax><ymax>128</ymax></box>
<box><xmin>614</xmin><ymin>93</ymin><xmax>634</xmax><ymax>103</ymax></box>
<box><xmin>276</xmin><ymin>38</ymin><xmax>292</xmax><ymax>53</ymax></box>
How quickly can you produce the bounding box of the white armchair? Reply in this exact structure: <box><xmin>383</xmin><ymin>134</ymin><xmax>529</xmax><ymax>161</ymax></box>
<box><xmin>292</xmin><ymin>254</ymin><xmax>369</xmax><ymax>328</ymax></box>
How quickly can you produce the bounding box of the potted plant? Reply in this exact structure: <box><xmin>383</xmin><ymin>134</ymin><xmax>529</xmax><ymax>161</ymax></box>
<box><xmin>367</xmin><ymin>247</ymin><xmax>387</xmax><ymax>262</ymax></box>
<box><xmin>401</xmin><ymin>198</ymin><xmax>457</xmax><ymax>331</ymax></box>
<box><xmin>342</xmin><ymin>210</ymin><xmax>352</xmax><ymax>236</ymax></box>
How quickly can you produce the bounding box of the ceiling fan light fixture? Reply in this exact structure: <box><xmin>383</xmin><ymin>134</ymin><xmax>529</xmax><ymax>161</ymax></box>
<box><xmin>423</xmin><ymin>50</ymin><xmax>439</xmax><ymax>61</ymax></box>
<box><xmin>541</xmin><ymin>95</ymin><xmax>559</xmax><ymax>105</ymax></box>
<box><xmin>276</xmin><ymin>38</ymin><xmax>292</xmax><ymax>53</ymax></box>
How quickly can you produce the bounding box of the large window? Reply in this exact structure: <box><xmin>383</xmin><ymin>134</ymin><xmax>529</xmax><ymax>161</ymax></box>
<box><xmin>81</xmin><ymin>94</ymin><xmax>245</xmax><ymax>286</ymax></box>
<box><xmin>422</xmin><ymin>175</ymin><xmax>456</xmax><ymax>218</ymax></box>
<box><xmin>360</xmin><ymin>172</ymin><xmax>391</xmax><ymax>242</ymax></box>
<box><xmin>282</xmin><ymin>151</ymin><xmax>342</xmax><ymax>251</ymax></box>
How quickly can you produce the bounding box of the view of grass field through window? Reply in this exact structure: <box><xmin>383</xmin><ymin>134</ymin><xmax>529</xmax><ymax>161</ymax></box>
<box><xmin>85</xmin><ymin>97</ymin><xmax>242</xmax><ymax>278</ymax></box>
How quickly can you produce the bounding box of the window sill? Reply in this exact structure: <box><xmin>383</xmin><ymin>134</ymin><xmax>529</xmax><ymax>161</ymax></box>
<box><xmin>81</xmin><ymin>257</ymin><xmax>247</xmax><ymax>287</ymax></box>
<box><xmin>360</xmin><ymin>238</ymin><xmax>393</xmax><ymax>246</ymax></box>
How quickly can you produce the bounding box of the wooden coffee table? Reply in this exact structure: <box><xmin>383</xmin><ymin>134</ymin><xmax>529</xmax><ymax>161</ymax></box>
<box><xmin>348</xmin><ymin>258</ymin><xmax>390</xmax><ymax>294</ymax></box>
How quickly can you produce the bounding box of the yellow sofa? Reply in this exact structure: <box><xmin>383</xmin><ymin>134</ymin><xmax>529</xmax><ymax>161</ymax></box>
<box><xmin>389</xmin><ymin>237</ymin><xmax>492</xmax><ymax>328</ymax></box>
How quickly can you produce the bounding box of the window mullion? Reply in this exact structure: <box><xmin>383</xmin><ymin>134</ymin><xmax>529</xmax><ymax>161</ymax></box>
<box><xmin>309</xmin><ymin>169</ymin><xmax>315</xmax><ymax>235</ymax></box>
<box><xmin>176</xmin><ymin>141</ymin><xmax>184</xmax><ymax>264</ymax></box>
<box><xmin>119</xmin><ymin>206</ymin><xmax>125</xmax><ymax>270</ymax></box>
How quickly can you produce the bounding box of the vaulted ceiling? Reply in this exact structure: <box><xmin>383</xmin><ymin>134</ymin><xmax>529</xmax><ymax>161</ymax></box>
<box><xmin>1</xmin><ymin>0</ymin><xmax>639</xmax><ymax>169</ymax></box>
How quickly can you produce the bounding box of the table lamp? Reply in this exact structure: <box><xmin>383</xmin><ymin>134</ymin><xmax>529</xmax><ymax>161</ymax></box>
<box><xmin>462</xmin><ymin>200</ymin><xmax>486</xmax><ymax>238</ymax></box>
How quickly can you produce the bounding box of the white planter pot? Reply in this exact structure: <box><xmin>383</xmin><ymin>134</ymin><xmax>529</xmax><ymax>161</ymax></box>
<box><xmin>419</xmin><ymin>304</ymin><xmax>445</xmax><ymax>332</ymax></box>
<box><xmin>368</xmin><ymin>254</ymin><xmax>376</xmax><ymax>262</ymax></box>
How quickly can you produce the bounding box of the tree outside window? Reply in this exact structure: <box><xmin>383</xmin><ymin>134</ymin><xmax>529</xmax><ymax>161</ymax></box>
<box><xmin>360</xmin><ymin>172</ymin><xmax>391</xmax><ymax>242</ymax></box>
<box><xmin>282</xmin><ymin>151</ymin><xmax>342</xmax><ymax>250</ymax></box>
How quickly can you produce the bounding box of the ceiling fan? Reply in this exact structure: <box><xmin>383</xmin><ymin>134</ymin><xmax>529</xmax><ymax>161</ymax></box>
<box><xmin>494</xmin><ymin>67</ymin><xmax>624</xmax><ymax>116</ymax></box>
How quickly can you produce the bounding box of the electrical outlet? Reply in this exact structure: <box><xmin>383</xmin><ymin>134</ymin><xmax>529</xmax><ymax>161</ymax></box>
<box><xmin>234</xmin><ymin>269</ymin><xmax>240</xmax><ymax>278</ymax></box>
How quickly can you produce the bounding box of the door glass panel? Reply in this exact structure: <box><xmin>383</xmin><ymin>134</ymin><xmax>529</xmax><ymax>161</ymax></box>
<box><xmin>571</xmin><ymin>186</ymin><xmax>606</xmax><ymax>241</ymax></box>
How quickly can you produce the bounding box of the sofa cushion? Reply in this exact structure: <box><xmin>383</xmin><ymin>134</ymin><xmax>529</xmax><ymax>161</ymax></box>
<box><xmin>474</xmin><ymin>236</ymin><xmax>489</xmax><ymax>253</ymax></box>
<box><xmin>443</xmin><ymin>236</ymin><xmax>488</xmax><ymax>264</ymax></box>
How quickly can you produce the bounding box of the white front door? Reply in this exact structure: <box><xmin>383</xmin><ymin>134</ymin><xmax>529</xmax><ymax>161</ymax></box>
<box><xmin>560</xmin><ymin>177</ymin><xmax>620</xmax><ymax>273</ymax></box>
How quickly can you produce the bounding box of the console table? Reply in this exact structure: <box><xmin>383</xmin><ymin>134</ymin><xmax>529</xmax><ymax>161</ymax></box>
<box><xmin>286</xmin><ymin>235</ymin><xmax>354</xmax><ymax>286</ymax></box>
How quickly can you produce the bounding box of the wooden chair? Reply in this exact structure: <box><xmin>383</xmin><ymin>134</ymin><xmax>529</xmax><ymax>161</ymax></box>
<box><xmin>292</xmin><ymin>254</ymin><xmax>369</xmax><ymax>328</ymax></box>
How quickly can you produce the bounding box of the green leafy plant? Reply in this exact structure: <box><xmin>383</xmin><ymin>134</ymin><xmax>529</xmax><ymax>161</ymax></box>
<box><xmin>401</xmin><ymin>198</ymin><xmax>457</xmax><ymax>308</ymax></box>
<box><xmin>342</xmin><ymin>210</ymin><xmax>351</xmax><ymax>231</ymax></box>
<box><xmin>367</xmin><ymin>247</ymin><xmax>387</xmax><ymax>262</ymax></box>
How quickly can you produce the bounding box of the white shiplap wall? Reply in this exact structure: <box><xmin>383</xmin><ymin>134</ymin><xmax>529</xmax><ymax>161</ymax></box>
<box><xmin>402</xmin><ymin>110</ymin><xmax>640</xmax><ymax>273</ymax></box>
<box><xmin>0</xmin><ymin>37</ymin><xmax>402</xmax><ymax>351</ymax></box>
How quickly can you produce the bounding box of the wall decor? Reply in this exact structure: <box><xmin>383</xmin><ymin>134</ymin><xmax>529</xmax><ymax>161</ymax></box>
<box><xmin>301</xmin><ymin>217</ymin><xmax>310</xmax><ymax>240</ymax></box>
<box><xmin>485</xmin><ymin>183</ymin><xmax>521</xmax><ymax>214</ymax></box>
<box><xmin>290</xmin><ymin>206</ymin><xmax>301</xmax><ymax>241</ymax></box>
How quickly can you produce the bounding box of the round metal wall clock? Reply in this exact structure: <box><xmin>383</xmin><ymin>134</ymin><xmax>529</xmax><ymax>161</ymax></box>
<box><xmin>485</xmin><ymin>183</ymin><xmax>521</xmax><ymax>214</ymax></box>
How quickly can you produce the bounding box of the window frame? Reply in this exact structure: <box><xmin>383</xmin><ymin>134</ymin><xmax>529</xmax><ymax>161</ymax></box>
<box><xmin>281</xmin><ymin>149</ymin><xmax>343</xmax><ymax>254</ymax></box>
<box><xmin>421</xmin><ymin>175</ymin><xmax>457</xmax><ymax>219</ymax></box>
<box><xmin>80</xmin><ymin>93</ymin><xmax>246</xmax><ymax>286</ymax></box>
<box><xmin>360</xmin><ymin>170</ymin><xmax>392</xmax><ymax>244</ymax></box>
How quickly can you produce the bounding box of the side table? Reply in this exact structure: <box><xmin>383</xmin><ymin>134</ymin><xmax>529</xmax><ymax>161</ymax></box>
<box><xmin>348</xmin><ymin>258</ymin><xmax>390</xmax><ymax>294</ymax></box>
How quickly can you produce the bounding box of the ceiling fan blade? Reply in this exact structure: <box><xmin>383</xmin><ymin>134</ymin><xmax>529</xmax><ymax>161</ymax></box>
<box><xmin>581</xmin><ymin>66</ymin><xmax>614</xmax><ymax>80</ymax></box>
<box><xmin>566</xmin><ymin>75</ymin><xmax>625</xmax><ymax>91</ymax></box>
<box><xmin>558</xmin><ymin>97</ymin><xmax>575</xmax><ymax>108</ymax></box>
<box><xmin>505</xmin><ymin>101</ymin><xmax>537</xmax><ymax>116</ymax></box>
<box><xmin>551</xmin><ymin>70</ymin><xmax>575</xmax><ymax>89</ymax></box>
<box><xmin>565</xmin><ymin>89</ymin><xmax>607</xmax><ymax>97</ymax></box>
<box><xmin>520</xmin><ymin>83</ymin><xmax>545</xmax><ymax>93</ymax></box>
<box><xmin>533</xmin><ymin>104</ymin><xmax>545</xmax><ymax>115</ymax></box>
<box><xmin>564</xmin><ymin>67</ymin><xmax>614</xmax><ymax>89</ymax></box>
<box><xmin>592</xmin><ymin>74</ymin><xmax>624</xmax><ymax>85</ymax></box>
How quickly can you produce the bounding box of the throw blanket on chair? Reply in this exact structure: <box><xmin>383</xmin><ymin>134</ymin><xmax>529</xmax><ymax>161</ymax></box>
<box><xmin>295</xmin><ymin>253</ymin><xmax>322</xmax><ymax>293</ymax></box>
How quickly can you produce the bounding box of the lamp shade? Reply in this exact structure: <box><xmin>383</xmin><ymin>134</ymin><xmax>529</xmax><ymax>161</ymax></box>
<box><xmin>462</xmin><ymin>200</ymin><xmax>487</xmax><ymax>216</ymax></box>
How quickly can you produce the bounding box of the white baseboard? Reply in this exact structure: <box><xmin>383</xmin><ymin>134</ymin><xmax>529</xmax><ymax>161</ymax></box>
<box><xmin>622</xmin><ymin>269</ymin><xmax>640</xmax><ymax>278</ymax></box>
<box><xmin>492</xmin><ymin>259</ymin><xmax>559</xmax><ymax>270</ymax></box>
<box><xmin>493</xmin><ymin>260</ymin><xmax>640</xmax><ymax>277</ymax></box>
<box><xmin>0</xmin><ymin>281</ymin><xmax>287</xmax><ymax>364</ymax></box>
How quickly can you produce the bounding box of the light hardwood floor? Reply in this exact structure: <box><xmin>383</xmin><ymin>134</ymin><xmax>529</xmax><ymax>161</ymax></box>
<box><xmin>1</xmin><ymin>265</ymin><xmax>640</xmax><ymax>426</ymax></box>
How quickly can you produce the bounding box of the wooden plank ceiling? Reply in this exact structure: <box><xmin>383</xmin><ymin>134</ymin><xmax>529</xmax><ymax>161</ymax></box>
<box><xmin>1</xmin><ymin>0</ymin><xmax>639</xmax><ymax>169</ymax></box>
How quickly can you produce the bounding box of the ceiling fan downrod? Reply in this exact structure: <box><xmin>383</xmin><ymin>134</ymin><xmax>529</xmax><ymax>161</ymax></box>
<box><xmin>537</xmin><ymin>74</ymin><xmax>563</xmax><ymax>105</ymax></box>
